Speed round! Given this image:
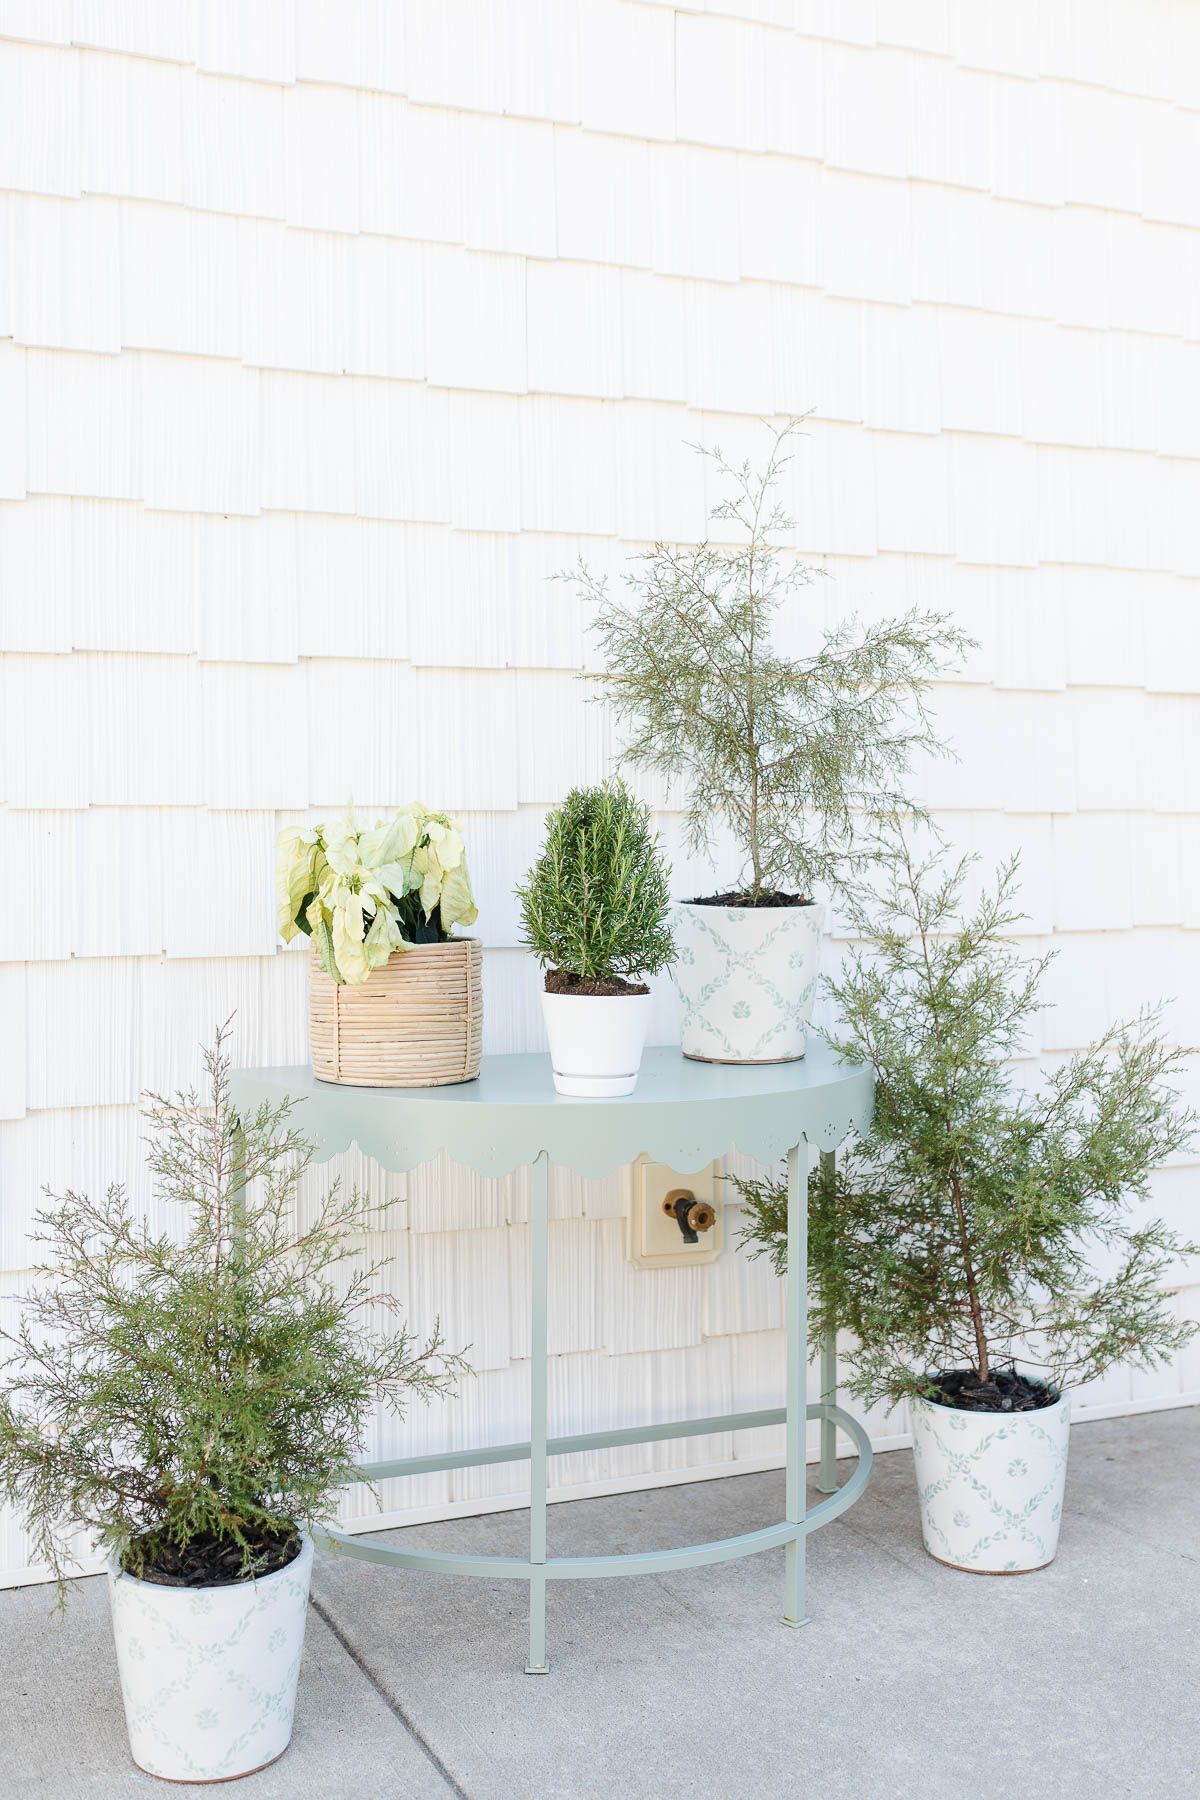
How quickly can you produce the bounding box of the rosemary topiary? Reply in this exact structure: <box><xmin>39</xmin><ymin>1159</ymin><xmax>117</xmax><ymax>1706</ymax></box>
<box><xmin>736</xmin><ymin>829</ymin><xmax>1198</xmax><ymax>1409</ymax></box>
<box><xmin>0</xmin><ymin>1025</ymin><xmax>465</xmax><ymax>1599</ymax></box>
<box><xmin>516</xmin><ymin>778</ymin><xmax>675</xmax><ymax>994</ymax></box>
<box><xmin>574</xmin><ymin>423</ymin><xmax>970</xmax><ymax>902</ymax></box>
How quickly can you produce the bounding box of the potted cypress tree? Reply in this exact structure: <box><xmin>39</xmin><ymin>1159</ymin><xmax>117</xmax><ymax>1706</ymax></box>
<box><xmin>0</xmin><ymin>1027</ymin><xmax>464</xmax><ymax>1782</ymax></box>
<box><xmin>574</xmin><ymin>424</ymin><xmax>968</xmax><ymax>1064</ymax></box>
<box><xmin>737</xmin><ymin>831</ymin><xmax>1197</xmax><ymax>1572</ymax></box>
<box><xmin>516</xmin><ymin>778</ymin><xmax>675</xmax><ymax>1096</ymax></box>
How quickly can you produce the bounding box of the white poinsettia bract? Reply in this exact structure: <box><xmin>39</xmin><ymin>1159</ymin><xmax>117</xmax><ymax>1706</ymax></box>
<box><xmin>276</xmin><ymin>802</ymin><xmax>478</xmax><ymax>985</ymax></box>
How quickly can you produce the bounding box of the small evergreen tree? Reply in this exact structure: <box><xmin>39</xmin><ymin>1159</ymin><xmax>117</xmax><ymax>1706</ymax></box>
<box><xmin>574</xmin><ymin>424</ymin><xmax>970</xmax><ymax>901</ymax></box>
<box><xmin>737</xmin><ymin>830</ymin><xmax>1197</xmax><ymax>1406</ymax></box>
<box><xmin>0</xmin><ymin>1026</ymin><xmax>465</xmax><ymax>1598</ymax></box>
<box><xmin>516</xmin><ymin>778</ymin><xmax>675</xmax><ymax>992</ymax></box>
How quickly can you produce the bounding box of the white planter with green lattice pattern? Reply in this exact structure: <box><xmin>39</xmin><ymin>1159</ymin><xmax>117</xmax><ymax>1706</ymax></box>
<box><xmin>108</xmin><ymin>1534</ymin><xmax>313</xmax><ymax>1782</ymax></box>
<box><xmin>671</xmin><ymin>900</ymin><xmax>824</xmax><ymax>1064</ymax></box>
<box><xmin>910</xmin><ymin>1390</ymin><xmax>1070</xmax><ymax>1573</ymax></box>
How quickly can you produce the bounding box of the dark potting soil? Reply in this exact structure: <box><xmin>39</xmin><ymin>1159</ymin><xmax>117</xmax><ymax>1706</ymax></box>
<box><xmin>122</xmin><ymin>1526</ymin><xmax>302</xmax><ymax>1588</ymax></box>
<box><xmin>544</xmin><ymin>970</ymin><xmax>649</xmax><ymax>997</ymax></box>
<box><xmin>930</xmin><ymin>1368</ymin><xmax>1059</xmax><ymax>1414</ymax></box>
<box><xmin>688</xmin><ymin>890</ymin><xmax>814</xmax><ymax>908</ymax></box>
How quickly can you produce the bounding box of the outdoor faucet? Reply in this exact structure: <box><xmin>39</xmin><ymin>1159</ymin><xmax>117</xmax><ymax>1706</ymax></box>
<box><xmin>662</xmin><ymin>1188</ymin><xmax>717</xmax><ymax>1245</ymax></box>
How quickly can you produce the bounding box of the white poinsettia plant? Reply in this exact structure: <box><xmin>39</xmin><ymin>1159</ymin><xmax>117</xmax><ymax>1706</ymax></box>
<box><xmin>277</xmin><ymin>804</ymin><xmax>478</xmax><ymax>985</ymax></box>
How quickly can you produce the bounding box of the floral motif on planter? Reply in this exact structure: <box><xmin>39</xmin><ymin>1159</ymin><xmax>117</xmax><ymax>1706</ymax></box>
<box><xmin>108</xmin><ymin>1535</ymin><xmax>313</xmax><ymax>1782</ymax></box>
<box><xmin>671</xmin><ymin>901</ymin><xmax>824</xmax><ymax>1064</ymax></box>
<box><xmin>910</xmin><ymin>1390</ymin><xmax>1070</xmax><ymax>1573</ymax></box>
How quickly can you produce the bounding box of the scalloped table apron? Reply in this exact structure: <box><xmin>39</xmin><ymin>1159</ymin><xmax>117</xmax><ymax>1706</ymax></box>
<box><xmin>231</xmin><ymin>1044</ymin><xmax>875</xmax><ymax>1673</ymax></box>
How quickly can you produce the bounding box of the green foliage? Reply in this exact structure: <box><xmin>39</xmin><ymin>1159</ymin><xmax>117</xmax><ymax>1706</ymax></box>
<box><xmin>516</xmin><ymin>778</ymin><xmax>675</xmax><ymax>984</ymax></box>
<box><xmin>0</xmin><ymin>1026</ymin><xmax>465</xmax><ymax>1599</ymax></box>
<box><xmin>736</xmin><ymin>829</ymin><xmax>1198</xmax><ymax>1405</ymax></box>
<box><xmin>575</xmin><ymin>424</ymin><xmax>971</xmax><ymax>900</ymax></box>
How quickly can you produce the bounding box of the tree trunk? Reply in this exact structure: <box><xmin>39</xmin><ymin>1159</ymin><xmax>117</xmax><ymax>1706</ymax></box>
<box><xmin>948</xmin><ymin>1171</ymin><xmax>989</xmax><ymax>1382</ymax></box>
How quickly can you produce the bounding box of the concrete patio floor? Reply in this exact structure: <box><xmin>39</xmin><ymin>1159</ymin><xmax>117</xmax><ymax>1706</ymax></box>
<box><xmin>6</xmin><ymin>1408</ymin><xmax>1198</xmax><ymax>1800</ymax></box>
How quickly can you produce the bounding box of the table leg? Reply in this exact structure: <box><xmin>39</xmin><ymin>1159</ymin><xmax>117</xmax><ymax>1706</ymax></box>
<box><xmin>782</xmin><ymin>1142</ymin><xmax>808</xmax><ymax>1627</ymax></box>
<box><xmin>525</xmin><ymin>1150</ymin><xmax>550</xmax><ymax>1674</ymax></box>
<box><xmin>817</xmin><ymin>1148</ymin><xmax>838</xmax><ymax>1496</ymax></box>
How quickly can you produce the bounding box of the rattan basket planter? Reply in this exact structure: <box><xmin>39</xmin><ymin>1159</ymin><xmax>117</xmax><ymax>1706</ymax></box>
<box><xmin>309</xmin><ymin>938</ymin><xmax>483</xmax><ymax>1088</ymax></box>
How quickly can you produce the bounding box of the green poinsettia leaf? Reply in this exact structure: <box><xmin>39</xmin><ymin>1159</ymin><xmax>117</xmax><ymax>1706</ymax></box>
<box><xmin>292</xmin><ymin>889</ymin><xmax>316</xmax><ymax>937</ymax></box>
<box><xmin>307</xmin><ymin>906</ymin><xmax>339</xmax><ymax>983</ymax></box>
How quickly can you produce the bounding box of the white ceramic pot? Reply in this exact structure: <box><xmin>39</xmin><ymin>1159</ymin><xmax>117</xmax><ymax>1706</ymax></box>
<box><xmin>108</xmin><ymin>1534</ymin><xmax>313</xmax><ymax>1783</ymax></box>
<box><xmin>910</xmin><ymin>1389</ymin><xmax>1070</xmax><ymax>1573</ymax></box>
<box><xmin>671</xmin><ymin>900</ymin><xmax>824</xmax><ymax>1064</ymax></box>
<box><xmin>541</xmin><ymin>990</ymin><xmax>651</xmax><ymax>1096</ymax></box>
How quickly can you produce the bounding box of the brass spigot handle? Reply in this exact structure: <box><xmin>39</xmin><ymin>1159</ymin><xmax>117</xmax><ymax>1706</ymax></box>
<box><xmin>661</xmin><ymin>1190</ymin><xmax>716</xmax><ymax>1241</ymax></box>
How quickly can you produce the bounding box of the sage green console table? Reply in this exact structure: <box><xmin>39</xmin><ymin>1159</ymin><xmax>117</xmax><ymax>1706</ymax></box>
<box><xmin>230</xmin><ymin>1044</ymin><xmax>874</xmax><ymax>1673</ymax></box>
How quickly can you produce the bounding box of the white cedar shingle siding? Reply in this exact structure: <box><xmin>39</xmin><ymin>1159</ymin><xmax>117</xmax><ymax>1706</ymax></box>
<box><xmin>1</xmin><ymin>2</ymin><xmax>1198</xmax><ymax>1584</ymax></box>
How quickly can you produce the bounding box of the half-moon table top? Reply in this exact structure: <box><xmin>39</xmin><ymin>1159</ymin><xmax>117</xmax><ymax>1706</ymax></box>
<box><xmin>230</xmin><ymin>1042</ymin><xmax>874</xmax><ymax>1178</ymax></box>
